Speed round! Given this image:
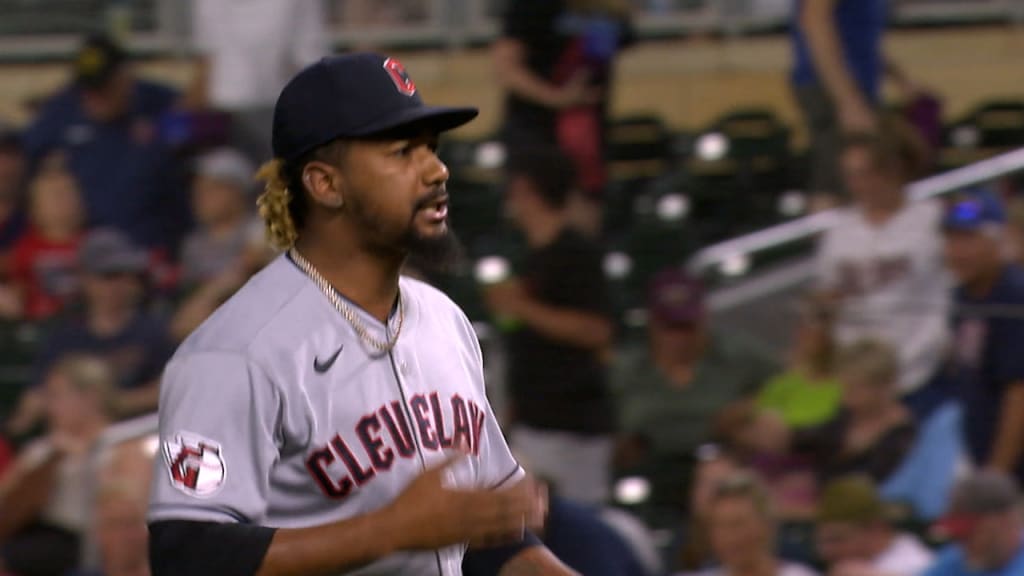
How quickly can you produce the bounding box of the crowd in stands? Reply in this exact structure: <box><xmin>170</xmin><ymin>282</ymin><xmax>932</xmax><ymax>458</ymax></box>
<box><xmin>0</xmin><ymin>1</ymin><xmax>1022</xmax><ymax>575</ymax></box>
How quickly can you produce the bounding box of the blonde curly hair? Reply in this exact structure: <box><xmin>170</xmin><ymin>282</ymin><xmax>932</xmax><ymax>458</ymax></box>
<box><xmin>254</xmin><ymin>141</ymin><xmax>348</xmax><ymax>250</ymax></box>
<box><xmin>255</xmin><ymin>159</ymin><xmax>299</xmax><ymax>250</ymax></box>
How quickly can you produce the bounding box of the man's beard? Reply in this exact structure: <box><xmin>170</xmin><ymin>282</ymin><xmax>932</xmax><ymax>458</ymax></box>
<box><xmin>401</xmin><ymin>225</ymin><xmax>465</xmax><ymax>278</ymax></box>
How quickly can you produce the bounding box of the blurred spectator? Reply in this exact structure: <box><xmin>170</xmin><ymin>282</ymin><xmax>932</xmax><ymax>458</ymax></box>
<box><xmin>6</xmin><ymin>160</ymin><xmax>86</xmax><ymax>321</ymax></box>
<box><xmin>679</xmin><ymin>472</ymin><xmax>819</xmax><ymax>576</ymax></box>
<box><xmin>0</xmin><ymin>123</ymin><xmax>27</xmax><ymax>261</ymax></box>
<box><xmin>493</xmin><ymin>0</ymin><xmax>633</xmax><ymax>235</ymax></box>
<box><xmin>73</xmin><ymin>479</ymin><xmax>150</xmax><ymax>576</ymax></box>
<box><xmin>1005</xmin><ymin>196</ymin><xmax>1024</xmax><ymax>266</ymax></box>
<box><xmin>485</xmin><ymin>149</ymin><xmax>615</xmax><ymax>504</ymax></box>
<box><xmin>171</xmin><ymin>148</ymin><xmax>272</xmax><ymax>341</ymax></box>
<box><xmin>336</xmin><ymin>0</ymin><xmax>431</xmax><ymax>27</ymax></box>
<box><xmin>943</xmin><ymin>190</ymin><xmax>1024</xmax><ymax>483</ymax></box>
<box><xmin>187</xmin><ymin>0</ymin><xmax>329</xmax><ymax>161</ymax></box>
<box><xmin>815</xmin><ymin>476</ymin><xmax>933</xmax><ymax>576</ymax></box>
<box><xmin>615</xmin><ymin>268</ymin><xmax>777</xmax><ymax>511</ymax></box>
<box><xmin>791</xmin><ymin>0</ymin><xmax>885</xmax><ymax>197</ymax></box>
<box><xmin>756</xmin><ymin>295</ymin><xmax>841</xmax><ymax>429</ymax></box>
<box><xmin>924</xmin><ymin>471</ymin><xmax>1024</xmax><ymax>576</ymax></box>
<box><xmin>7</xmin><ymin>229</ymin><xmax>174</xmax><ymax>437</ymax></box>
<box><xmin>0</xmin><ymin>355</ymin><xmax>116</xmax><ymax>576</ymax></box>
<box><xmin>876</xmin><ymin>400</ymin><xmax>964</xmax><ymax>522</ymax></box>
<box><xmin>736</xmin><ymin>339</ymin><xmax>915</xmax><ymax>486</ymax></box>
<box><xmin>677</xmin><ymin>445</ymin><xmax>743</xmax><ymax>573</ymax></box>
<box><xmin>180</xmin><ymin>148</ymin><xmax>265</xmax><ymax>286</ymax></box>
<box><xmin>20</xmin><ymin>35</ymin><xmax>189</xmax><ymax>253</ymax></box>
<box><xmin>815</xmin><ymin>116</ymin><xmax>950</xmax><ymax>419</ymax></box>
<box><xmin>75</xmin><ymin>432</ymin><xmax>157</xmax><ymax>576</ymax></box>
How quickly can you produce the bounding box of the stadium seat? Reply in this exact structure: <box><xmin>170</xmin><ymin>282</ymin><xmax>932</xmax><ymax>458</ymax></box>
<box><xmin>686</xmin><ymin>108</ymin><xmax>794</xmax><ymax>234</ymax></box>
<box><xmin>621</xmin><ymin>178</ymin><xmax>702</xmax><ymax>300</ymax></box>
<box><xmin>607</xmin><ymin>115</ymin><xmax>673</xmax><ymax>181</ymax></box>
<box><xmin>940</xmin><ymin>99</ymin><xmax>1024</xmax><ymax>169</ymax></box>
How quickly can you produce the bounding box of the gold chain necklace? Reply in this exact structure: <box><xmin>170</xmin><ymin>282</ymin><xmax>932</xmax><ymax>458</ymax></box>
<box><xmin>289</xmin><ymin>247</ymin><xmax>404</xmax><ymax>353</ymax></box>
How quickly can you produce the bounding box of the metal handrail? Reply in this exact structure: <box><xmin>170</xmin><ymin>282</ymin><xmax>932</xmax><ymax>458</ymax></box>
<box><xmin>687</xmin><ymin>147</ymin><xmax>1024</xmax><ymax>276</ymax></box>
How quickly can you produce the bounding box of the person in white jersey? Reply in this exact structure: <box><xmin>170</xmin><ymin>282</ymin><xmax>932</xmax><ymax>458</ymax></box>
<box><xmin>148</xmin><ymin>53</ymin><xmax>576</xmax><ymax>576</ymax></box>
<box><xmin>815</xmin><ymin>114</ymin><xmax>951</xmax><ymax>419</ymax></box>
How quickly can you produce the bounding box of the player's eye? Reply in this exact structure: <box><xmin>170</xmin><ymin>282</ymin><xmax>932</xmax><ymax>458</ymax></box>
<box><xmin>391</xmin><ymin>143</ymin><xmax>414</xmax><ymax>157</ymax></box>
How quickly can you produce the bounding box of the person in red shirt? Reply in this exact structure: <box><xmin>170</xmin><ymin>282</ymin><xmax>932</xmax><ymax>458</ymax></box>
<box><xmin>8</xmin><ymin>159</ymin><xmax>85</xmax><ymax>321</ymax></box>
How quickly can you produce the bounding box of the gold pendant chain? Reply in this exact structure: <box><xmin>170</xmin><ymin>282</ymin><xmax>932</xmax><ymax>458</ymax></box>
<box><xmin>288</xmin><ymin>247</ymin><xmax>404</xmax><ymax>353</ymax></box>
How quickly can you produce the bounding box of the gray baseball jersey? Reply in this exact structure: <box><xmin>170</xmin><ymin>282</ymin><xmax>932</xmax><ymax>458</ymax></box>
<box><xmin>148</xmin><ymin>254</ymin><xmax>524</xmax><ymax>575</ymax></box>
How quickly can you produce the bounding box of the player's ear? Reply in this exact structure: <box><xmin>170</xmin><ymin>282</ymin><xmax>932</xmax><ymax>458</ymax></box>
<box><xmin>302</xmin><ymin>161</ymin><xmax>345</xmax><ymax>209</ymax></box>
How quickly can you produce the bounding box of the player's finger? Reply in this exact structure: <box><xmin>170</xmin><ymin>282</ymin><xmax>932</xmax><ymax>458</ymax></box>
<box><xmin>526</xmin><ymin>481</ymin><xmax>547</xmax><ymax>530</ymax></box>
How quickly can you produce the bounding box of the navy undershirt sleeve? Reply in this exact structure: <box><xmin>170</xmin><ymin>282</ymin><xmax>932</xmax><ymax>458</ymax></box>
<box><xmin>149</xmin><ymin>520</ymin><xmax>276</xmax><ymax>576</ymax></box>
<box><xmin>461</xmin><ymin>531</ymin><xmax>544</xmax><ymax>576</ymax></box>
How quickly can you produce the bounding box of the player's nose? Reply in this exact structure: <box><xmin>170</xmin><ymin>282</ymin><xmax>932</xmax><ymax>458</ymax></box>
<box><xmin>422</xmin><ymin>150</ymin><xmax>449</xmax><ymax>188</ymax></box>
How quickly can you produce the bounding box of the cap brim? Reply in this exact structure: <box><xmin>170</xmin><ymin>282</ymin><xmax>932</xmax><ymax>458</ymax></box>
<box><xmin>352</xmin><ymin>105</ymin><xmax>479</xmax><ymax>138</ymax></box>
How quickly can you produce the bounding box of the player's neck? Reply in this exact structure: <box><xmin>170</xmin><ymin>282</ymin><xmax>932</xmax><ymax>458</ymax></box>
<box><xmin>293</xmin><ymin>235</ymin><xmax>401</xmax><ymax>323</ymax></box>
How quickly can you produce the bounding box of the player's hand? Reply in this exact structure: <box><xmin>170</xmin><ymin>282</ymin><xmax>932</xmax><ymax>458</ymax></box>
<box><xmin>384</xmin><ymin>453</ymin><xmax>545</xmax><ymax>550</ymax></box>
<box><xmin>553</xmin><ymin>70</ymin><xmax>601</xmax><ymax>110</ymax></box>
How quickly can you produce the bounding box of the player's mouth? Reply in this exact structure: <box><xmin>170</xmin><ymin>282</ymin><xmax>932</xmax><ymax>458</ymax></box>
<box><xmin>418</xmin><ymin>194</ymin><xmax>449</xmax><ymax>223</ymax></box>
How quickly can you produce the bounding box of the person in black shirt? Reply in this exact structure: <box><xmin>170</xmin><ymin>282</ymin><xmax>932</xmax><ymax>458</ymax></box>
<box><xmin>493</xmin><ymin>0</ymin><xmax>632</xmax><ymax>235</ymax></box>
<box><xmin>485</xmin><ymin>148</ymin><xmax>615</xmax><ymax>504</ymax></box>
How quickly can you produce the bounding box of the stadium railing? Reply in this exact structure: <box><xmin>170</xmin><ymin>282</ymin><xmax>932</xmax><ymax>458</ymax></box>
<box><xmin>683</xmin><ymin>146</ymin><xmax>1024</xmax><ymax>359</ymax></box>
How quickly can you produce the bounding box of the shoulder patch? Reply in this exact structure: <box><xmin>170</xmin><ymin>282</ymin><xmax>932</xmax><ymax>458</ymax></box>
<box><xmin>163</xmin><ymin>432</ymin><xmax>227</xmax><ymax>498</ymax></box>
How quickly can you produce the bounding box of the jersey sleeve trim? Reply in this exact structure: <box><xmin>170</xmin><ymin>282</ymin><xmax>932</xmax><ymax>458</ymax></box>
<box><xmin>148</xmin><ymin>503</ymin><xmax>250</xmax><ymax>525</ymax></box>
<box><xmin>489</xmin><ymin>464</ymin><xmax>525</xmax><ymax>490</ymax></box>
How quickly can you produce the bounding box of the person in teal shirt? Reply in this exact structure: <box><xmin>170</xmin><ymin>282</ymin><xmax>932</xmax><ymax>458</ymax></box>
<box><xmin>924</xmin><ymin>472</ymin><xmax>1024</xmax><ymax>576</ymax></box>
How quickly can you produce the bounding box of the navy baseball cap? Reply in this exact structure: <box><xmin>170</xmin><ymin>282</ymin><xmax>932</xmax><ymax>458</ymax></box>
<box><xmin>943</xmin><ymin>188</ymin><xmax>1006</xmax><ymax>232</ymax></box>
<box><xmin>272</xmin><ymin>53</ymin><xmax>479</xmax><ymax>161</ymax></box>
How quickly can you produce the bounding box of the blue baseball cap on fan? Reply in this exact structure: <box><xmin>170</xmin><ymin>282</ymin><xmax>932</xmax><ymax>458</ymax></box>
<box><xmin>271</xmin><ymin>53</ymin><xmax>479</xmax><ymax>161</ymax></box>
<box><xmin>942</xmin><ymin>188</ymin><xmax>1007</xmax><ymax>232</ymax></box>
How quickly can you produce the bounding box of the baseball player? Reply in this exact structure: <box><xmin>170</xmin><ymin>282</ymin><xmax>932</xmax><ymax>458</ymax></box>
<box><xmin>148</xmin><ymin>53</ymin><xmax>576</xmax><ymax>576</ymax></box>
